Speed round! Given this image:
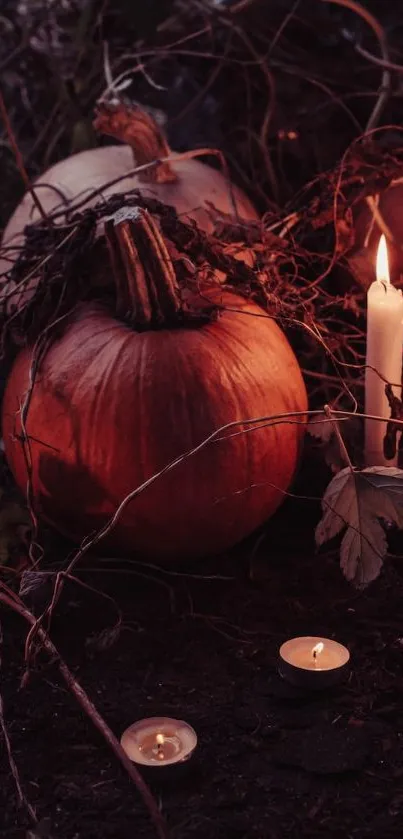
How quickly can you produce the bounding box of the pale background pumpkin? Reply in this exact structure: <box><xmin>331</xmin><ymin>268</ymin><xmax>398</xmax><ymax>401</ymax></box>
<box><xmin>0</xmin><ymin>107</ymin><xmax>258</xmax><ymax>313</ymax></box>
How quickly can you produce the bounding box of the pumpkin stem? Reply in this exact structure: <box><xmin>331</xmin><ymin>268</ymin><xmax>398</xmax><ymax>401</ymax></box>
<box><xmin>93</xmin><ymin>102</ymin><xmax>177</xmax><ymax>184</ymax></box>
<box><xmin>104</xmin><ymin>206</ymin><xmax>182</xmax><ymax>327</ymax></box>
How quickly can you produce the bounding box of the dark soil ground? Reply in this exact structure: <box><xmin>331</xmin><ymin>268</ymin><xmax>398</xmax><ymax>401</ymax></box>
<box><xmin>2</xmin><ymin>490</ymin><xmax>403</xmax><ymax>839</ymax></box>
<box><xmin>2</xmin><ymin>1</ymin><xmax>403</xmax><ymax>838</ymax></box>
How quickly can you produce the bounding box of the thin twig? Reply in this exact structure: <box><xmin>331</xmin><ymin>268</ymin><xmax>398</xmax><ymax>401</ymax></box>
<box><xmin>0</xmin><ymin>692</ymin><xmax>37</xmax><ymax>822</ymax></box>
<box><xmin>24</xmin><ymin>395</ymin><xmax>403</xmax><ymax>659</ymax></box>
<box><xmin>18</xmin><ymin>313</ymin><xmax>76</xmax><ymax>568</ymax></box>
<box><xmin>267</xmin><ymin>0</ymin><xmax>301</xmax><ymax>56</ymax></box>
<box><xmin>324</xmin><ymin>404</ymin><xmax>354</xmax><ymax>470</ymax></box>
<box><xmin>0</xmin><ymin>617</ymin><xmax>37</xmax><ymax>824</ymax></box>
<box><xmin>0</xmin><ymin>586</ymin><xmax>169</xmax><ymax>839</ymax></box>
<box><xmin>365</xmin><ymin>195</ymin><xmax>396</xmax><ymax>244</ymax></box>
<box><xmin>23</xmin><ymin>407</ymin><xmax>310</xmax><ymax>656</ymax></box>
<box><xmin>319</xmin><ymin>0</ymin><xmax>391</xmax><ymax>132</ymax></box>
<box><xmin>355</xmin><ymin>43</ymin><xmax>403</xmax><ymax>74</ymax></box>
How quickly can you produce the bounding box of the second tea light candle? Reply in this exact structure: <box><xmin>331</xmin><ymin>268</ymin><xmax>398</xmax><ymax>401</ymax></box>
<box><xmin>120</xmin><ymin>716</ymin><xmax>197</xmax><ymax>773</ymax></box>
<box><xmin>279</xmin><ymin>636</ymin><xmax>350</xmax><ymax>689</ymax></box>
<box><xmin>365</xmin><ymin>235</ymin><xmax>403</xmax><ymax>467</ymax></box>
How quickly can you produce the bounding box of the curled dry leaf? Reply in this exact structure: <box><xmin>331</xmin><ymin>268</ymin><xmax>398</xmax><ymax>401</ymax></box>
<box><xmin>316</xmin><ymin>466</ymin><xmax>403</xmax><ymax>588</ymax></box>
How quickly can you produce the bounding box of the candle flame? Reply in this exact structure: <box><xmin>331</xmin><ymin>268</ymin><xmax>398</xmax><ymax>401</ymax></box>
<box><xmin>156</xmin><ymin>732</ymin><xmax>165</xmax><ymax>760</ymax></box>
<box><xmin>376</xmin><ymin>235</ymin><xmax>390</xmax><ymax>286</ymax></box>
<box><xmin>312</xmin><ymin>642</ymin><xmax>324</xmax><ymax>659</ymax></box>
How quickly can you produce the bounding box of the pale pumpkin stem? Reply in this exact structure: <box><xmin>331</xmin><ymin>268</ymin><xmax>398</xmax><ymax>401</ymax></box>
<box><xmin>104</xmin><ymin>206</ymin><xmax>182</xmax><ymax>327</ymax></box>
<box><xmin>93</xmin><ymin>102</ymin><xmax>177</xmax><ymax>184</ymax></box>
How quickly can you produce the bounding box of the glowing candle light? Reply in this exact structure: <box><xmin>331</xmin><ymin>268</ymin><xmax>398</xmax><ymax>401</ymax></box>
<box><xmin>312</xmin><ymin>641</ymin><xmax>324</xmax><ymax>666</ymax></box>
<box><xmin>279</xmin><ymin>636</ymin><xmax>350</xmax><ymax>689</ymax></box>
<box><xmin>365</xmin><ymin>235</ymin><xmax>403</xmax><ymax>466</ymax></box>
<box><xmin>155</xmin><ymin>733</ymin><xmax>166</xmax><ymax>760</ymax></box>
<box><xmin>120</xmin><ymin>717</ymin><xmax>197</xmax><ymax>772</ymax></box>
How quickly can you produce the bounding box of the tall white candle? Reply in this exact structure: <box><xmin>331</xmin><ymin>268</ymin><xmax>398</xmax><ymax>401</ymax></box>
<box><xmin>365</xmin><ymin>235</ymin><xmax>403</xmax><ymax>466</ymax></box>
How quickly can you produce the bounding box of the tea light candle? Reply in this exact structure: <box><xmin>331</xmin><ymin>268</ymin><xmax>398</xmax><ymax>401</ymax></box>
<box><xmin>120</xmin><ymin>717</ymin><xmax>197</xmax><ymax>769</ymax></box>
<box><xmin>279</xmin><ymin>636</ymin><xmax>350</xmax><ymax>689</ymax></box>
<box><xmin>365</xmin><ymin>235</ymin><xmax>403</xmax><ymax>466</ymax></box>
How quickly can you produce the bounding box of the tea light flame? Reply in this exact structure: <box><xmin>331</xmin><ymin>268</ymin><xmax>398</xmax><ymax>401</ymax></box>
<box><xmin>156</xmin><ymin>733</ymin><xmax>165</xmax><ymax>760</ymax></box>
<box><xmin>312</xmin><ymin>641</ymin><xmax>324</xmax><ymax>660</ymax></box>
<box><xmin>121</xmin><ymin>717</ymin><xmax>197</xmax><ymax>767</ymax></box>
<box><xmin>376</xmin><ymin>234</ymin><xmax>390</xmax><ymax>286</ymax></box>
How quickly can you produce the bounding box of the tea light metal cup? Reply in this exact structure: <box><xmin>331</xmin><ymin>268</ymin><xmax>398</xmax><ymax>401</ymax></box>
<box><xmin>279</xmin><ymin>636</ymin><xmax>350</xmax><ymax>689</ymax></box>
<box><xmin>120</xmin><ymin>716</ymin><xmax>197</xmax><ymax>779</ymax></box>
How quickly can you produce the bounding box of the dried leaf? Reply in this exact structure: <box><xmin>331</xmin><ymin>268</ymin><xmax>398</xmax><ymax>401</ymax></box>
<box><xmin>316</xmin><ymin>466</ymin><xmax>403</xmax><ymax>587</ymax></box>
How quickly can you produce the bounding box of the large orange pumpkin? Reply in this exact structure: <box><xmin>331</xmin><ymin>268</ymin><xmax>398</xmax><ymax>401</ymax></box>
<box><xmin>2</xmin><ymin>208</ymin><xmax>307</xmax><ymax>559</ymax></box>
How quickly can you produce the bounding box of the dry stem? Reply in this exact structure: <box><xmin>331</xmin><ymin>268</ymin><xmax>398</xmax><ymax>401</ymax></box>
<box><xmin>0</xmin><ymin>617</ymin><xmax>37</xmax><ymax>824</ymax></box>
<box><xmin>324</xmin><ymin>404</ymin><xmax>354</xmax><ymax>470</ymax></box>
<box><xmin>0</xmin><ymin>586</ymin><xmax>169</xmax><ymax>839</ymax></box>
<box><xmin>23</xmin><ymin>404</ymin><xmax>403</xmax><ymax>661</ymax></box>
